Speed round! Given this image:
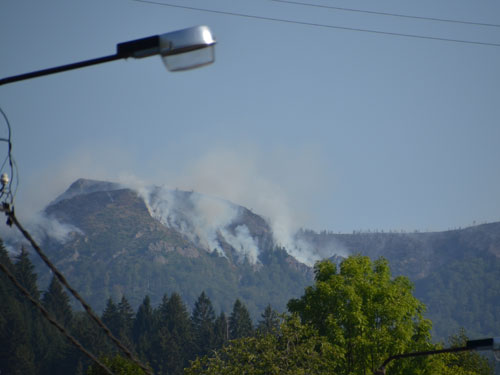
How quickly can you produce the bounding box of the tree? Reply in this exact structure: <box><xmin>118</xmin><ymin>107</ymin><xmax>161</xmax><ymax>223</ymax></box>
<box><xmin>117</xmin><ymin>296</ymin><xmax>135</xmax><ymax>345</ymax></box>
<box><xmin>185</xmin><ymin>315</ymin><xmax>337</xmax><ymax>375</ymax></box>
<box><xmin>191</xmin><ymin>291</ymin><xmax>216</xmax><ymax>357</ymax></box>
<box><xmin>229</xmin><ymin>299</ymin><xmax>253</xmax><ymax>340</ymax></box>
<box><xmin>257</xmin><ymin>304</ymin><xmax>281</xmax><ymax>335</ymax></box>
<box><xmin>288</xmin><ymin>255</ymin><xmax>437</xmax><ymax>375</ymax></box>
<box><xmin>86</xmin><ymin>355</ymin><xmax>147</xmax><ymax>375</ymax></box>
<box><xmin>41</xmin><ymin>276</ymin><xmax>74</xmax><ymax>374</ymax></box>
<box><xmin>133</xmin><ymin>296</ymin><xmax>155</xmax><ymax>360</ymax></box>
<box><xmin>438</xmin><ymin>329</ymin><xmax>493</xmax><ymax>375</ymax></box>
<box><xmin>150</xmin><ymin>292</ymin><xmax>193</xmax><ymax>374</ymax></box>
<box><xmin>213</xmin><ymin>312</ymin><xmax>229</xmax><ymax>349</ymax></box>
<box><xmin>43</xmin><ymin>276</ymin><xmax>73</xmax><ymax>328</ymax></box>
<box><xmin>101</xmin><ymin>298</ymin><xmax>121</xmax><ymax>341</ymax></box>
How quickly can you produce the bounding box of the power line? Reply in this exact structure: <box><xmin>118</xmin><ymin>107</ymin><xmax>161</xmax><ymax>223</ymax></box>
<box><xmin>1</xmin><ymin>203</ymin><xmax>153</xmax><ymax>375</ymax></box>
<box><xmin>271</xmin><ymin>0</ymin><xmax>500</xmax><ymax>29</ymax></box>
<box><xmin>0</xmin><ymin>262</ymin><xmax>114</xmax><ymax>375</ymax></box>
<box><xmin>131</xmin><ymin>0</ymin><xmax>500</xmax><ymax>47</ymax></box>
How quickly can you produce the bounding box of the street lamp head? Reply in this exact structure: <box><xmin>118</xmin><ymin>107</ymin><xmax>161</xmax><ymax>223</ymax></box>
<box><xmin>116</xmin><ymin>25</ymin><xmax>216</xmax><ymax>72</ymax></box>
<box><xmin>160</xmin><ymin>25</ymin><xmax>216</xmax><ymax>71</ymax></box>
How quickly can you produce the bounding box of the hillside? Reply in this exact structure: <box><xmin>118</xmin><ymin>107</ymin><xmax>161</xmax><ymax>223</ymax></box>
<box><xmin>299</xmin><ymin>226</ymin><xmax>500</xmax><ymax>340</ymax></box>
<box><xmin>36</xmin><ymin>179</ymin><xmax>313</xmax><ymax>319</ymax></box>
<box><xmin>12</xmin><ymin>178</ymin><xmax>500</xmax><ymax>341</ymax></box>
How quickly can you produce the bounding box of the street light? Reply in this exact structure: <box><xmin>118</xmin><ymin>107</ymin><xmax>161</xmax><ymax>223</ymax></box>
<box><xmin>374</xmin><ymin>337</ymin><xmax>500</xmax><ymax>374</ymax></box>
<box><xmin>0</xmin><ymin>25</ymin><xmax>216</xmax><ymax>86</ymax></box>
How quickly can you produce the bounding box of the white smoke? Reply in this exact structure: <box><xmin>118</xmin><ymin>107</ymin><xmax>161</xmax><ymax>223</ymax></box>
<box><xmin>9</xmin><ymin>144</ymin><xmax>345</xmax><ymax>266</ymax></box>
<box><xmin>137</xmin><ymin>185</ymin><xmax>261</xmax><ymax>263</ymax></box>
<box><xmin>0</xmin><ymin>212</ymin><xmax>82</xmax><ymax>254</ymax></box>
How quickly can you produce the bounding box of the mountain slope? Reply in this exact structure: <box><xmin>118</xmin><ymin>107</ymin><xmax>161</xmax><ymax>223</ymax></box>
<box><xmin>37</xmin><ymin>179</ymin><xmax>312</xmax><ymax>318</ymax></box>
<box><xmin>19</xmin><ymin>178</ymin><xmax>500</xmax><ymax>341</ymax></box>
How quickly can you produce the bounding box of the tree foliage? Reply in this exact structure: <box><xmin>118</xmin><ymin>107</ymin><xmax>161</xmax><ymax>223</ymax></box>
<box><xmin>288</xmin><ymin>256</ymin><xmax>443</xmax><ymax>374</ymax></box>
<box><xmin>186</xmin><ymin>315</ymin><xmax>337</xmax><ymax>375</ymax></box>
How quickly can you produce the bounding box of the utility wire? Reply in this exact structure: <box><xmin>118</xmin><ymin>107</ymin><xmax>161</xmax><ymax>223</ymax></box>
<box><xmin>271</xmin><ymin>0</ymin><xmax>500</xmax><ymax>29</ymax></box>
<box><xmin>0</xmin><ymin>262</ymin><xmax>114</xmax><ymax>375</ymax></box>
<box><xmin>1</xmin><ymin>204</ymin><xmax>153</xmax><ymax>375</ymax></box>
<box><xmin>131</xmin><ymin>0</ymin><xmax>500</xmax><ymax>47</ymax></box>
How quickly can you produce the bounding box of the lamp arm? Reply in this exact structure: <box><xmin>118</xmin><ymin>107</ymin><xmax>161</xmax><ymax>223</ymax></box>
<box><xmin>0</xmin><ymin>53</ymin><xmax>121</xmax><ymax>86</ymax></box>
<box><xmin>375</xmin><ymin>346</ymin><xmax>470</xmax><ymax>374</ymax></box>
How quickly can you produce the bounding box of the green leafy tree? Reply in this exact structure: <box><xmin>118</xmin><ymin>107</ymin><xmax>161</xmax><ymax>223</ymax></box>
<box><xmin>191</xmin><ymin>291</ymin><xmax>216</xmax><ymax>357</ymax></box>
<box><xmin>86</xmin><ymin>355</ymin><xmax>147</xmax><ymax>375</ymax></box>
<box><xmin>186</xmin><ymin>315</ymin><xmax>337</xmax><ymax>375</ymax></box>
<box><xmin>288</xmin><ymin>256</ymin><xmax>437</xmax><ymax>375</ymax></box>
<box><xmin>229</xmin><ymin>299</ymin><xmax>253</xmax><ymax>339</ymax></box>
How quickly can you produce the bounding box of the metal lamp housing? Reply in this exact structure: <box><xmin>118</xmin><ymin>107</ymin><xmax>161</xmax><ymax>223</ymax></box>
<box><xmin>159</xmin><ymin>25</ymin><xmax>216</xmax><ymax>71</ymax></box>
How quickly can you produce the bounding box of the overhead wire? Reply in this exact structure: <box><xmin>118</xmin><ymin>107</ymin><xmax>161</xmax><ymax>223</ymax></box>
<box><xmin>271</xmin><ymin>0</ymin><xmax>500</xmax><ymax>29</ymax></box>
<box><xmin>130</xmin><ymin>0</ymin><xmax>500</xmax><ymax>48</ymax></box>
<box><xmin>0</xmin><ymin>262</ymin><xmax>114</xmax><ymax>375</ymax></box>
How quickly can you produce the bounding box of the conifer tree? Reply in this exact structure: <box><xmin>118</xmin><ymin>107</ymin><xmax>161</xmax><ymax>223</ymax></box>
<box><xmin>191</xmin><ymin>291</ymin><xmax>216</xmax><ymax>357</ymax></box>
<box><xmin>13</xmin><ymin>247</ymin><xmax>44</xmax><ymax>372</ymax></box>
<box><xmin>43</xmin><ymin>276</ymin><xmax>73</xmax><ymax>327</ymax></box>
<box><xmin>14</xmin><ymin>247</ymin><xmax>39</xmax><ymax>300</ymax></box>
<box><xmin>213</xmin><ymin>312</ymin><xmax>229</xmax><ymax>349</ymax></box>
<box><xmin>117</xmin><ymin>295</ymin><xmax>135</xmax><ymax>344</ymax></box>
<box><xmin>133</xmin><ymin>296</ymin><xmax>155</xmax><ymax>361</ymax></box>
<box><xmin>102</xmin><ymin>298</ymin><xmax>121</xmax><ymax>339</ymax></box>
<box><xmin>229</xmin><ymin>299</ymin><xmax>253</xmax><ymax>340</ymax></box>
<box><xmin>257</xmin><ymin>304</ymin><xmax>280</xmax><ymax>334</ymax></box>
<box><xmin>0</xmin><ymin>242</ymin><xmax>36</xmax><ymax>374</ymax></box>
<box><xmin>40</xmin><ymin>276</ymin><xmax>74</xmax><ymax>375</ymax></box>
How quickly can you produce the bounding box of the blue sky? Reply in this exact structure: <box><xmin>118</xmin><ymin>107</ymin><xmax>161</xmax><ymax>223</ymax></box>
<box><xmin>1</xmin><ymin>0</ymin><xmax>499</xmax><ymax>233</ymax></box>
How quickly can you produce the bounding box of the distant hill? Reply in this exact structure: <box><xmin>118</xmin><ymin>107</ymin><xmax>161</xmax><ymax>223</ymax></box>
<box><xmin>299</xmin><ymin>226</ymin><xmax>500</xmax><ymax>340</ymax></box>
<box><xmin>12</xmin><ymin>178</ymin><xmax>500</xmax><ymax>341</ymax></box>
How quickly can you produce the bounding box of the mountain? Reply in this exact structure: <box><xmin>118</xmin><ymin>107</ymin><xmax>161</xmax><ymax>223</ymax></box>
<box><xmin>14</xmin><ymin>178</ymin><xmax>500</xmax><ymax>341</ymax></box>
<box><xmin>36</xmin><ymin>179</ymin><xmax>314</xmax><ymax>319</ymax></box>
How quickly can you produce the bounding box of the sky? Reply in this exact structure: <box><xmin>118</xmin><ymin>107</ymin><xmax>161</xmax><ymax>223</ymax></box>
<box><xmin>0</xmin><ymin>0</ymin><xmax>499</xmax><ymax>234</ymax></box>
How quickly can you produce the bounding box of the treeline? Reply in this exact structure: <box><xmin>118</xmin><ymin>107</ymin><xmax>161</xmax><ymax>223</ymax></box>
<box><xmin>0</xmin><ymin>243</ymin><xmax>276</xmax><ymax>374</ymax></box>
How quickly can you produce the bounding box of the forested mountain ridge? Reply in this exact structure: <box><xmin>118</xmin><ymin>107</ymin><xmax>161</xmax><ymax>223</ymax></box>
<box><xmin>33</xmin><ymin>179</ymin><xmax>313</xmax><ymax>319</ymax></box>
<box><xmin>12</xmin><ymin>178</ymin><xmax>500</xmax><ymax>341</ymax></box>
<box><xmin>299</xmin><ymin>224</ymin><xmax>500</xmax><ymax>340</ymax></box>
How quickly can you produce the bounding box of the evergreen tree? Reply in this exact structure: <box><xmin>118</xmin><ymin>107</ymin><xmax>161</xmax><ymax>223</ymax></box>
<box><xmin>133</xmin><ymin>296</ymin><xmax>155</xmax><ymax>361</ymax></box>
<box><xmin>102</xmin><ymin>298</ymin><xmax>121</xmax><ymax>339</ymax></box>
<box><xmin>229</xmin><ymin>299</ymin><xmax>253</xmax><ymax>340</ymax></box>
<box><xmin>118</xmin><ymin>295</ymin><xmax>135</xmax><ymax>345</ymax></box>
<box><xmin>14</xmin><ymin>247</ymin><xmax>39</xmax><ymax>300</ymax></box>
<box><xmin>191</xmin><ymin>291</ymin><xmax>216</xmax><ymax>357</ymax></box>
<box><xmin>257</xmin><ymin>304</ymin><xmax>280</xmax><ymax>334</ymax></box>
<box><xmin>40</xmin><ymin>276</ymin><xmax>74</xmax><ymax>375</ymax></box>
<box><xmin>151</xmin><ymin>292</ymin><xmax>193</xmax><ymax>375</ymax></box>
<box><xmin>213</xmin><ymin>312</ymin><xmax>229</xmax><ymax>349</ymax></box>
<box><xmin>12</xmin><ymin>247</ymin><xmax>43</xmax><ymax>373</ymax></box>
<box><xmin>43</xmin><ymin>276</ymin><xmax>72</xmax><ymax>327</ymax></box>
<box><xmin>0</xmin><ymin>246</ymin><xmax>36</xmax><ymax>375</ymax></box>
